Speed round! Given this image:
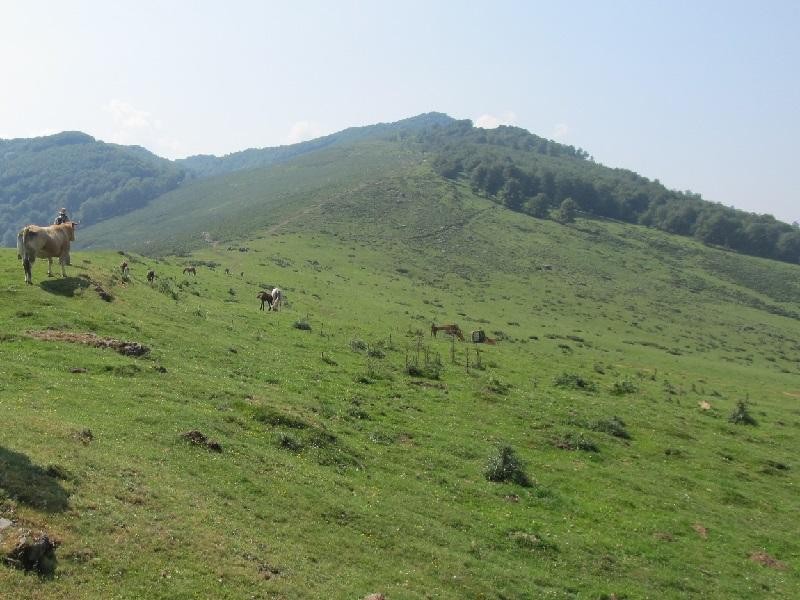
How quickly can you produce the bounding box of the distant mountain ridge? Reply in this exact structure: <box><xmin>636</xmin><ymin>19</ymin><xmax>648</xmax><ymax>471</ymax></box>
<box><xmin>0</xmin><ymin>113</ymin><xmax>453</xmax><ymax>246</ymax></box>
<box><xmin>175</xmin><ymin>112</ymin><xmax>454</xmax><ymax>178</ymax></box>
<box><xmin>4</xmin><ymin>113</ymin><xmax>800</xmax><ymax>265</ymax></box>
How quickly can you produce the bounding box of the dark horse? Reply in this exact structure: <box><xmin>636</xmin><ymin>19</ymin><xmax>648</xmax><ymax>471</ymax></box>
<box><xmin>257</xmin><ymin>290</ymin><xmax>274</xmax><ymax>311</ymax></box>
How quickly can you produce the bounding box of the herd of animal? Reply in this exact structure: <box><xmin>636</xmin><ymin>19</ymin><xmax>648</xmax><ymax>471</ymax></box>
<box><xmin>15</xmin><ymin>220</ymin><xmax>491</xmax><ymax>337</ymax></box>
<box><xmin>15</xmin><ymin>220</ymin><xmax>283</xmax><ymax>312</ymax></box>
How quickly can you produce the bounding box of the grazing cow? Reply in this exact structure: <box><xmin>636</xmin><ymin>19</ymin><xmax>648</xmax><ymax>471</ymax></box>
<box><xmin>17</xmin><ymin>221</ymin><xmax>77</xmax><ymax>285</ymax></box>
<box><xmin>431</xmin><ymin>323</ymin><xmax>464</xmax><ymax>341</ymax></box>
<box><xmin>183</xmin><ymin>266</ymin><xmax>197</xmax><ymax>276</ymax></box>
<box><xmin>270</xmin><ymin>287</ymin><xmax>283</xmax><ymax>311</ymax></box>
<box><xmin>120</xmin><ymin>261</ymin><xmax>130</xmax><ymax>278</ymax></box>
<box><xmin>146</xmin><ymin>269</ymin><xmax>156</xmax><ymax>284</ymax></box>
<box><xmin>224</xmin><ymin>268</ymin><xmax>231</xmax><ymax>275</ymax></box>
<box><xmin>257</xmin><ymin>290</ymin><xmax>273</xmax><ymax>311</ymax></box>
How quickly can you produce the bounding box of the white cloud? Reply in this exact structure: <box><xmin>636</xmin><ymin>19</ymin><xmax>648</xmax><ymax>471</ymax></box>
<box><xmin>105</xmin><ymin>99</ymin><xmax>154</xmax><ymax>130</ymax></box>
<box><xmin>101</xmin><ymin>99</ymin><xmax>185</xmax><ymax>158</ymax></box>
<box><xmin>286</xmin><ymin>120</ymin><xmax>323</xmax><ymax>144</ymax></box>
<box><xmin>552</xmin><ymin>123</ymin><xmax>570</xmax><ymax>140</ymax></box>
<box><xmin>474</xmin><ymin>111</ymin><xmax>517</xmax><ymax>129</ymax></box>
<box><xmin>35</xmin><ymin>128</ymin><xmax>59</xmax><ymax>137</ymax></box>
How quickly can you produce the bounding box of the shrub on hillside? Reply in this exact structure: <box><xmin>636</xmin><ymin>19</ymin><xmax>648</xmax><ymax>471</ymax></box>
<box><xmin>350</xmin><ymin>339</ymin><xmax>368</xmax><ymax>352</ymax></box>
<box><xmin>486</xmin><ymin>375</ymin><xmax>512</xmax><ymax>395</ymax></box>
<box><xmin>484</xmin><ymin>445</ymin><xmax>531</xmax><ymax>487</ymax></box>
<box><xmin>553</xmin><ymin>432</ymin><xmax>599</xmax><ymax>452</ymax></box>
<box><xmin>156</xmin><ymin>277</ymin><xmax>179</xmax><ymax>301</ymax></box>
<box><xmin>590</xmin><ymin>416</ymin><xmax>630</xmax><ymax>439</ymax></box>
<box><xmin>277</xmin><ymin>432</ymin><xmax>304</xmax><ymax>452</ymax></box>
<box><xmin>610</xmin><ymin>379</ymin><xmax>637</xmax><ymax>395</ymax></box>
<box><xmin>405</xmin><ymin>363</ymin><xmax>441</xmax><ymax>380</ymax></box>
<box><xmin>553</xmin><ymin>372</ymin><xmax>597</xmax><ymax>391</ymax></box>
<box><xmin>729</xmin><ymin>400</ymin><xmax>757</xmax><ymax>425</ymax></box>
<box><xmin>254</xmin><ymin>407</ymin><xmax>309</xmax><ymax>429</ymax></box>
<box><xmin>293</xmin><ymin>320</ymin><xmax>312</xmax><ymax>331</ymax></box>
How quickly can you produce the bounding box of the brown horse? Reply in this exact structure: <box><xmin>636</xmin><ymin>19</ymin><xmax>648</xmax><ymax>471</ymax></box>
<box><xmin>431</xmin><ymin>323</ymin><xmax>464</xmax><ymax>341</ymax></box>
<box><xmin>183</xmin><ymin>266</ymin><xmax>196</xmax><ymax>276</ymax></box>
<box><xmin>257</xmin><ymin>290</ymin><xmax>273</xmax><ymax>311</ymax></box>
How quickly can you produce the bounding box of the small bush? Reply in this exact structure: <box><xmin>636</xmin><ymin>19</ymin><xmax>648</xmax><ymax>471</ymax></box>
<box><xmin>156</xmin><ymin>278</ymin><xmax>179</xmax><ymax>301</ymax></box>
<box><xmin>484</xmin><ymin>445</ymin><xmax>531</xmax><ymax>487</ymax></box>
<box><xmin>591</xmin><ymin>416</ymin><xmax>631</xmax><ymax>439</ymax></box>
<box><xmin>508</xmin><ymin>530</ymin><xmax>556</xmax><ymax>551</ymax></box>
<box><xmin>367</xmin><ymin>347</ymin><xmax>386</xmax><ymax>359</ymax></box>
<box><xmin>293</xmin><ymin>320</ymin><xmax>312</xmax><ymax>331</ymax></box>
<box><xmin>729</xmin><ymin>400</ymin><xmax>757</xmax><ymax>425</ymax></box>
<box><xmin>254</xmin><ymin>407</ymin><xmax>309</xmax><ymax>429</ymax></box>
<box><xmin>406</xmin><ymin>363</ymin><xmax>441</xmax><ymax>380</ymax></box>
<box><xmin>486</xmin><ymin>375</ymin><xmax>512</xmax><ymax>395</ymax></box>
<box><xmin>610</xmin><ymin>379</ymin><xmax>637</xmax><ymax>395</ymax></box>
<box><xmin>277</xmin><ymin>433</ymin><xmax>304</xmax><ymax>452</ymax></box>
<box><xmin>553</xmin><ymin>432</ymin><xmax>599</xmax><ymax>452</ymax></box>
<box><xmin>350</xmin><ymin>339</ymin><xmax>368</xmax><ymax>352</ymax></box>
<box><xmin>553</xmin><ymin>372</ymin><xmax>597</xmax><ymax>391</ymax></box>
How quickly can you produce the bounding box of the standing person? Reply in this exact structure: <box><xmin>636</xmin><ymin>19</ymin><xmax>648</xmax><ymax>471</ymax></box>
<box><xmin>54</xmin><ymin>207</ymin><xmax>69</xmax><ymax>225</ymax></box>
<box><xmin>54</xmin><ymin>208</ymin><xmax>72</xmax><ymax>264</ymax></box>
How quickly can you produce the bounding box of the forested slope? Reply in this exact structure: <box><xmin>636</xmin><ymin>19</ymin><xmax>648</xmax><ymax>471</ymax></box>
<box><xmin>0</xmin><ymin>132</ymin><xmax>184</xmax><ymax>246</ymax></box>
<box><xmin>418</xmin><ymin>120</ymin><xmax>800</xmax><ymax>264</ymax></box>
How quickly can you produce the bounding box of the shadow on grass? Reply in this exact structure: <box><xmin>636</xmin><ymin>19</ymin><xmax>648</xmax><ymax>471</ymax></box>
<box><xmin>0</xmin><ymin>447</ymin><xmax>69</xmax><ymax>512</ymax></box>
<box><xmin>39</xmin><ymin>276</ymin><xmax>90</xmax><ymax>297</ymax></box>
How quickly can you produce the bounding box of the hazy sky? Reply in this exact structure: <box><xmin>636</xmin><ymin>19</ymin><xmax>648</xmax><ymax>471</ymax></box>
<box><xmin>2</xmin><ymin>1</ymin><xmax>798</xmax><ymax>223</ymax></box>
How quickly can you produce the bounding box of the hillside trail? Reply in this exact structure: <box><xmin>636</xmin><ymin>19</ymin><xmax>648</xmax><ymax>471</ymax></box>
<box><xmin>265</xmin><ymin>204</ymin><xmax>321</xmax><ymax>236</ymax></box>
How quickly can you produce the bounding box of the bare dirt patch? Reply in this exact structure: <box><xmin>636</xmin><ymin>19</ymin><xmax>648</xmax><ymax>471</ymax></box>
<box><xmin>28</xmin><ymin>330</ymin><xmax>149</xmax><ymax>357</ymax></box>
<box><xmin>749</xmin><ymin>551</ymin><xmax>786</xmax><ymax>570</ymax></box>
<box><xmin>782</xmin><ymin>390</ymin><xmax>800</xmax><ymax>399</ymax></box>
<box><xmin>692</xmin><ymin>523</ymin><xmax>709</xmax><ymax>539</ymax></box>
<box><xmin>181</xmin><ymin>430</ymin><xmax>223</xmax><ymax>453</ymax></box>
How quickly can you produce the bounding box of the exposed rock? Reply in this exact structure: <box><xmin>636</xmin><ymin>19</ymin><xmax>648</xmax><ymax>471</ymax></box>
<box><xmin>0</xmin><ymin>525</ymin><xmax>59</xmax><ymax>575</ymax></box>
<box><xmin>181</xmin><ymin>430</ymin><xmax>223</xmax><ymax>453</ymax></box>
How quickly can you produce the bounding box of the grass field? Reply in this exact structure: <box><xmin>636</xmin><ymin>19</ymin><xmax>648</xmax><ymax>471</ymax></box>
<box><xmin>2</xmin><ymin>172</ymin><xmax>799</xmax><ymax>598</ymax></box>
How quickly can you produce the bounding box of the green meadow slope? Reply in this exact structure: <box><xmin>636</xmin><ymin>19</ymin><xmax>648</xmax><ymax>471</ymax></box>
<box><xmin>2</xmin><ymin>170</ymin><xmax>800</xmax><ymax>598</ymax></box>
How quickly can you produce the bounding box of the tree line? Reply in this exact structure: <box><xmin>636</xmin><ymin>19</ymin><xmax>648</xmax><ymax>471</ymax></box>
<box><xmin>416</xmin><ymin>121</ymin><xmax>800</xmax><ymax>265</ymax></box>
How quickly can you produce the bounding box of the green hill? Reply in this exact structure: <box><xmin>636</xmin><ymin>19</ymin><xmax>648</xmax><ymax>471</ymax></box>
<box><xmin>176</xmin><ymin>112</ymin><xmax>454</xmax><ymax>178</ymax></box>
<box><xmin>0</xmin><ymin>132</ymin><xmax>184</xmax><ymax>246</ymax></box>
<box><xmin>7</xmin><ymin>116</ymin><xmax>799</xmax><ymax>267</ymax></box>
<box><xmin>75</xmin><ymin>117</ymin><xmax>800</xmax><ymax>268</ymax></box>
<box><xmin>2</xmin><ymin>159</ymin><xmax>799</xmax><ymax>598</ymax></box>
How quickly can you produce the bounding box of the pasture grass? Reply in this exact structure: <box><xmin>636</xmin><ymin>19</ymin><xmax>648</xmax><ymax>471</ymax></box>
<box><xmin>2</xmin><ymin>177</ymin><xmax>800</xmax><ymax>598</ymax></box>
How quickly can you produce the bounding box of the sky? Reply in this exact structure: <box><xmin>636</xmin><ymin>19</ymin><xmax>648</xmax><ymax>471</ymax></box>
<box><xmin>1</xmin><ymin>0</ymin><xmax>798</xmax><ymax>223</ymax></box>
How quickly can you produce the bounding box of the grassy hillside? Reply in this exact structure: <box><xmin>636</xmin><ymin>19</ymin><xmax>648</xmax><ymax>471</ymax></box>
<box><xmin>2</xmin><ymin>177</ymin><xmax>799</xmax><ymax>598</ymax></box>
<box><xmin>76</xmin><ymin>138</ymin><xmax>419</xmax><ymax>255</ymax></box>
